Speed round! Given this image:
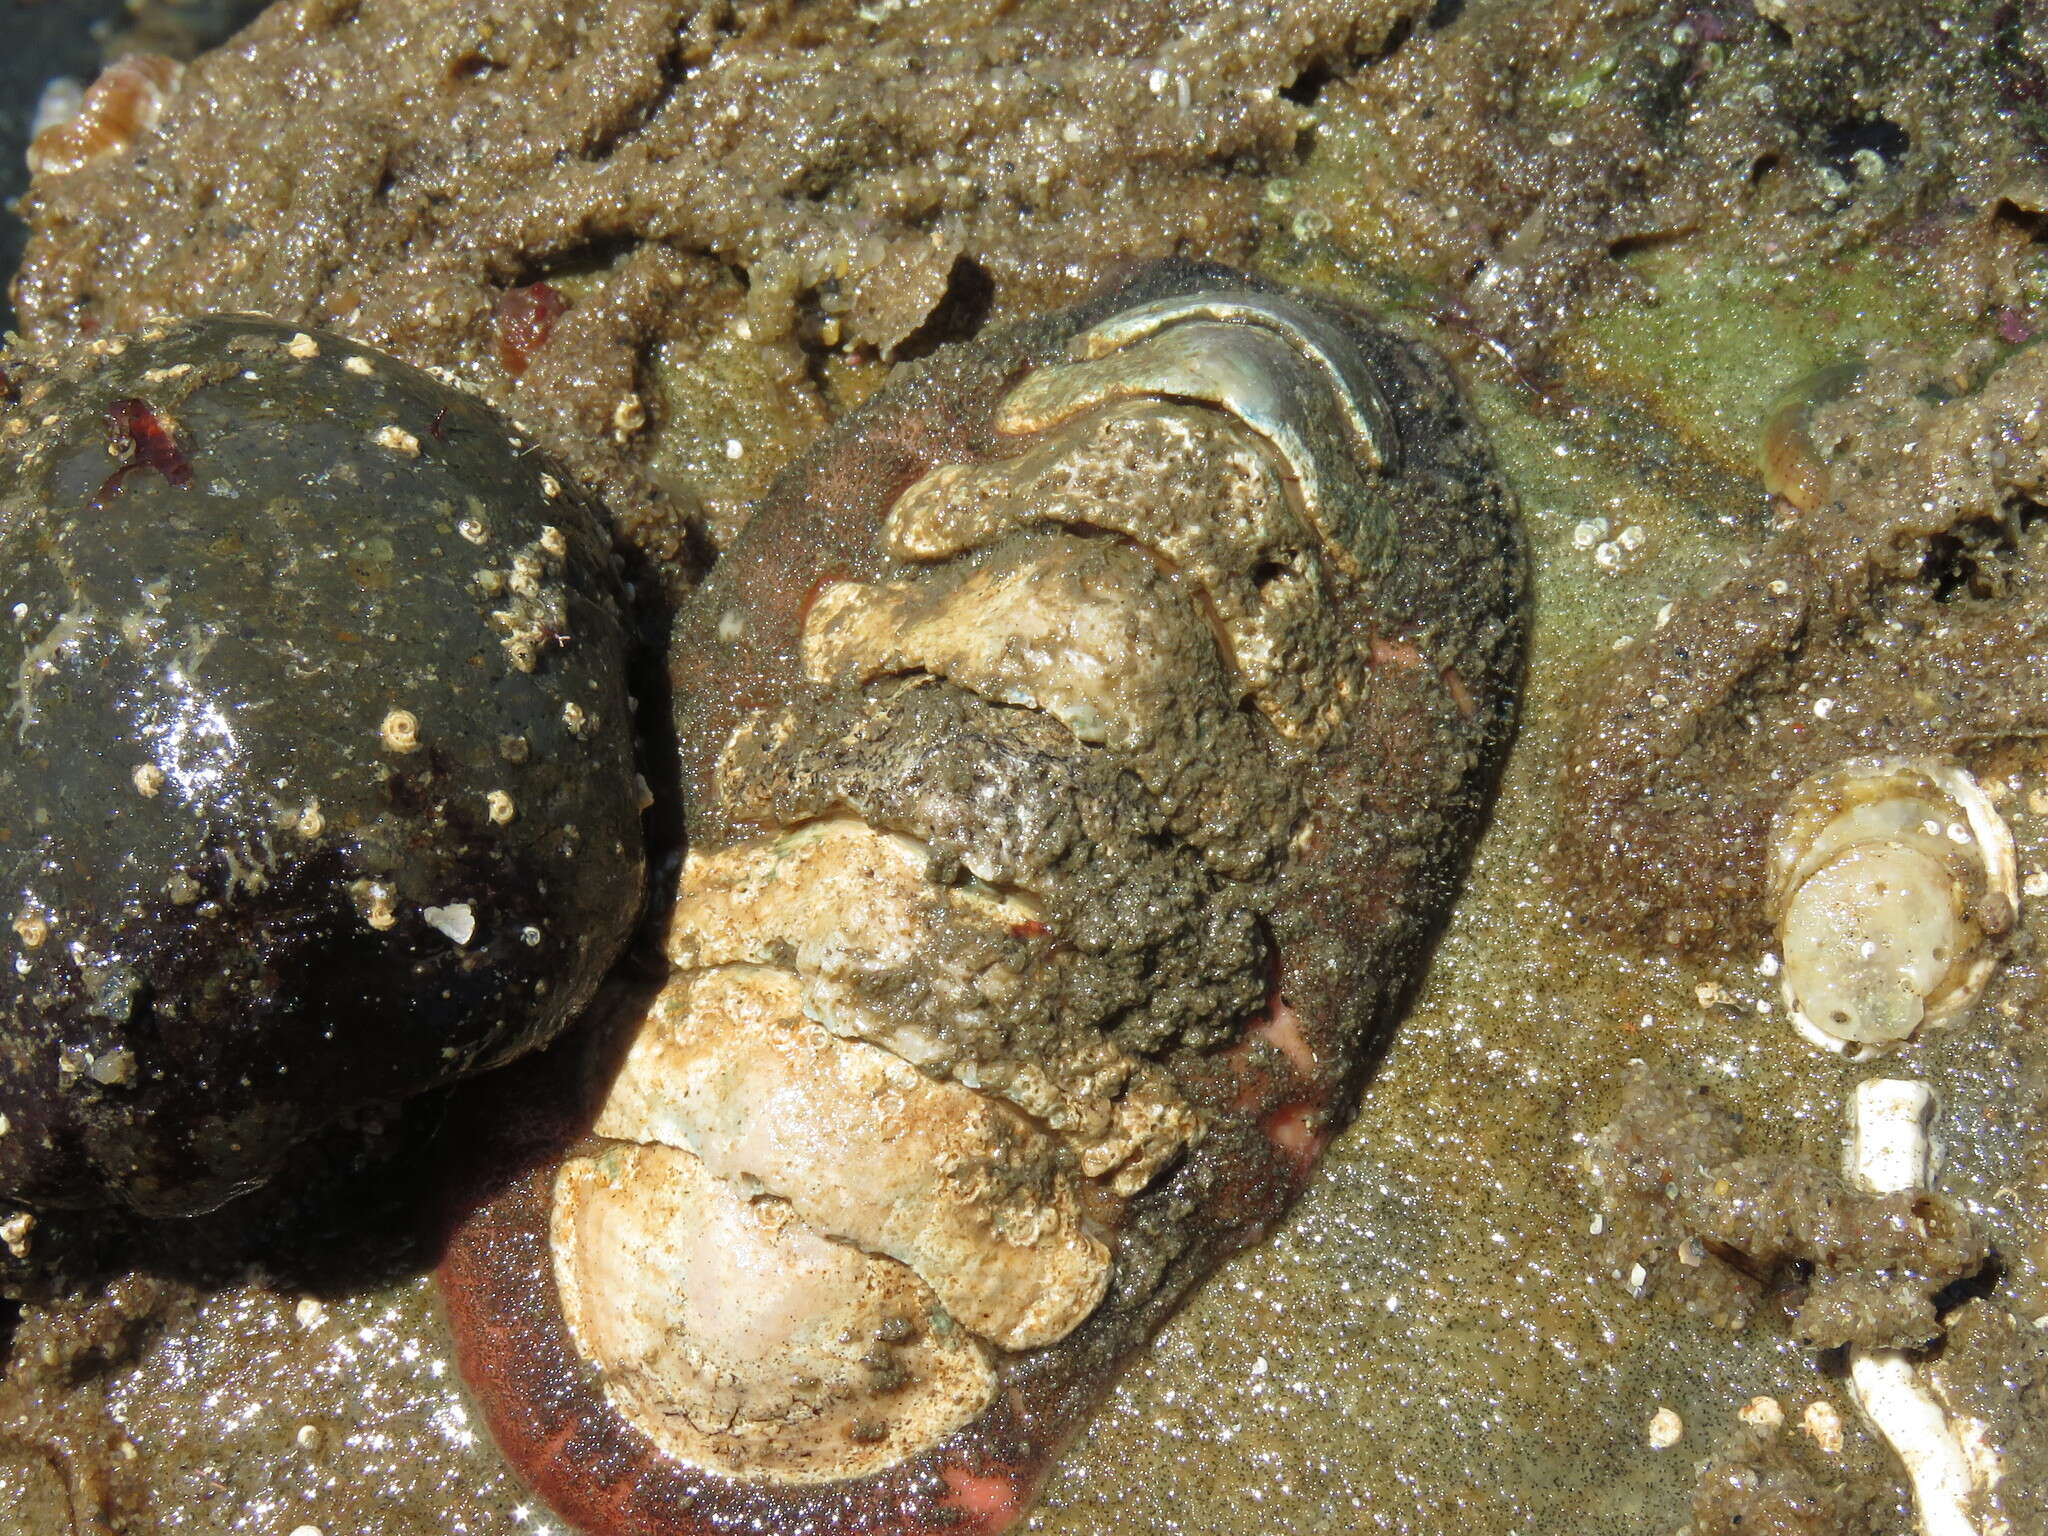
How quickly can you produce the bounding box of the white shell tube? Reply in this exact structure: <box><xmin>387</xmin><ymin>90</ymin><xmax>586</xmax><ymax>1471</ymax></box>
<box><xmin>1843</xmin><ymin>1079</ymin><xmax>1988</xmax><ymax>1536</ymax></box>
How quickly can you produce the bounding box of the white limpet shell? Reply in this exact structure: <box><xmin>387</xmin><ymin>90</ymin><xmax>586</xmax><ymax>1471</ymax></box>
<box><xmin>1768</xmin><ymin>757</ymin><xmax>2018</xmax><ymax>1058</ymax></box>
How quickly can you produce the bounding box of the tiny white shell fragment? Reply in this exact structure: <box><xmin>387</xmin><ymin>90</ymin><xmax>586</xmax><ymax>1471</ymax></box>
<box><xmin>1849</xmin><ymin>1354</ymin><xmax>1983</xmax><ymax>1536</ymax></box>
<box><xmin>1839</xmin><ymin>1080</ymin><xmax>1990</xmax><ymax>1536</ymax></box>
<box><xmin>424</xmin><ymin>903</ymin><xmax>476</xmax><ymax>945</ymax></box>
<box><xmin>1646</xmin><ymin>1407</ymin><xmax>1683</xmax><ymax>1449</ymax></box>
<box><xmin>1802</xmin><ymin>1400</ymin><xmax>1845</xmax><ymax>1454</ymax></box>
<box><xmin>0</xmin><ymin>1210</ymin><xmax>34</xmax><ymax>1258</ymax></box>
<box><xmin>1739</xmin><ymin>1395</ymin><xmax>1785</xmax><ymax>1431</ymax></box>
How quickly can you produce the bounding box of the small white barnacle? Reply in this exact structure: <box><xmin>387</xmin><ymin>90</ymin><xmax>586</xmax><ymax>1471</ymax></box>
<box><xmin>0</xmin><ymin>1209</ymin><xmax>35</xmax><ymax>1259</ymax></box>
<box><xmin>373</xmin><ymin>424</ymin><xmax>422</xmax><ymax>458</ymax></box>
<box><xmin>1768</xmin><ymin>757</ymin><xmax>2018</xmax><ymax>1057</ymax></box>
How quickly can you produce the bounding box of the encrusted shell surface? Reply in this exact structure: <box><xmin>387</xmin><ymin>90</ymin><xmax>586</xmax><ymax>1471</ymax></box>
<box><xmin>1768</xmin><ymin>757</ymin><xmax>2018</xmax><ymax>1057</ymax></box>
<box><xmin>439</xmin><ymin>261</ymin><xmax>1527</xmax><ymax>1534</ymax></box>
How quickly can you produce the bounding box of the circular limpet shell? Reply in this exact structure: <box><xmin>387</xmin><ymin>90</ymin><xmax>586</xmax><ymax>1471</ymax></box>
<box><xmin>1768</xmin><ymin>756</ymin><xmax>2017</xmax><ymax>1057</ymax></box>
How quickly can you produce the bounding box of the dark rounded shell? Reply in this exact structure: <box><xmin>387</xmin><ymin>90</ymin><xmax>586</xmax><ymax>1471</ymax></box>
<box><xmin>0</xmin><ymin>316</ymin><xmax>645</xmax><ymax>1214</ymax></box>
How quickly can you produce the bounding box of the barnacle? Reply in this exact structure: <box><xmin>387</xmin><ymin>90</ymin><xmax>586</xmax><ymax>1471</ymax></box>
<box><xmin>440</xmin><ymin>262</ymin><xmax>1525</xmax><ymax>1534</ymax></box>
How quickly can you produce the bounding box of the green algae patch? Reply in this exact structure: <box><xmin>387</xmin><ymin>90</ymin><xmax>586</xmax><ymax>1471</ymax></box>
<box><xmin>1556</xmin><ymin>246</ymin><xmax>1981</xmax><ymax>480</ymax></box>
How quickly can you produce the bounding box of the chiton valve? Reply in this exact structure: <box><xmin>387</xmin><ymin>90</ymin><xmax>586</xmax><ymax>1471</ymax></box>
<box><xmin>0</xmin><ymin>316</ymin><xmax>645</xmax><ymax>1215</ymax></box>
<box><xmin>440</xmin><ymin>262</ymin><xmax>1527</xmax><ymax>1534</ymax></box>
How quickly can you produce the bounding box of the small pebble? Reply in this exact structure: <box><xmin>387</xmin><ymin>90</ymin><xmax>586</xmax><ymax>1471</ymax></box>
<box><xmin>1646</xmin><ymin>1407</ymin><xmax>1683</xmax><ymax>1449</ymax></box>
<box><xmin>1739</xmin><ymin>1395</ymin><xmax>1785</xmax><ymax>1431</ymax></box>
<box><xmin>1802</xmin><ymin>1400</ymin><xmax>1844</xmax><ymax>1454</ymax></box>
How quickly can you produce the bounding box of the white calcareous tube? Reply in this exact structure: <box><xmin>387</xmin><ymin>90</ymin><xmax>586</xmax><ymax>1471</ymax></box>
<box><xmin>1843</xmin><ymin>1078</ymin><xmax>2001</xmax><ymax>1536</ymax></box>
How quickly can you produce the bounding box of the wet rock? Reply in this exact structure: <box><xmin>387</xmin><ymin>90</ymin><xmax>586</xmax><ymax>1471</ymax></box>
<box><xmin>1553</xmin><ymin>340</ymin><xmax>2048</xmax><ymax>961</ymax></box>
<box><xmin>0</xmin><ymin>316</ymin><xmax>645</xmax><ymax>1215</ymax></box>
<box><xmin>1690</xmin><ymin>1424</ymin><xmax>1870</xmax><ymax>1536</ymax></box>
<box><xmin>1296</xmin><ymin>0</ymin><xmax>2045</xmax><ymax>356</ymax></box>
<box><xmin>1587</xmin><ymin>1068</ymin><xmax>1988</xmax><ymax>1349</ymax></box>
<box><xmin>1922</xmin><ymin>1300</ymin><xmax>2048</xmax><ymax>1534</ymax></box>
<box><xmin>9</xmin><ymin>0</ymin><xmax>1430</xmax><ymax>561</ymax></box>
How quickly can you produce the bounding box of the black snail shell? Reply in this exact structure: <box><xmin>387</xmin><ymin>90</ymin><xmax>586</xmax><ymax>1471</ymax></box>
<box><xmin>0</xmin><ymin>316</ymin><xmax>645</xmax><ymax>1215</ymax></box>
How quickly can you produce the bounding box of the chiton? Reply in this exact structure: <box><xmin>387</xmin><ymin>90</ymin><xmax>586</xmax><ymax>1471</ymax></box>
<box><xmin>440</xmin><ymin>262</ymin><xmax>1526</xmax><ymax>1533</ymax></box>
